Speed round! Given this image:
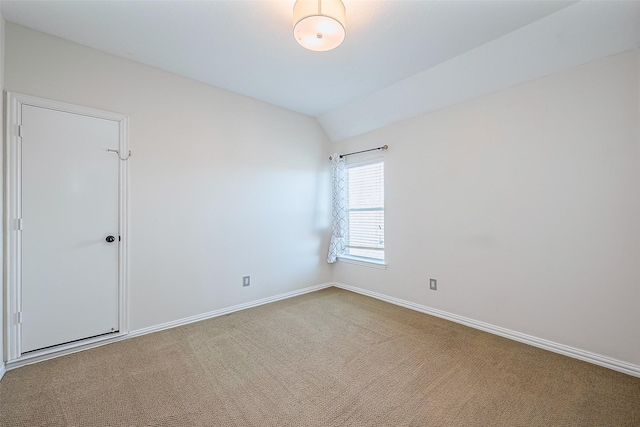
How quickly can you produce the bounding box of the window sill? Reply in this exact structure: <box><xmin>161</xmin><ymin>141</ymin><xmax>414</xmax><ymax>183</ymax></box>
<box><xmin>337</xmin><ymin>256</ymin><xmax>387</xmax><ymax>270</ymax></box>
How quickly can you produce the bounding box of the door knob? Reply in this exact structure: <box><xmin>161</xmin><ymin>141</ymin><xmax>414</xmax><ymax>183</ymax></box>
<box><xmin>106</xmin><ymin>235</ymin><xmax>116</xmax><ymax>243</ymax></box>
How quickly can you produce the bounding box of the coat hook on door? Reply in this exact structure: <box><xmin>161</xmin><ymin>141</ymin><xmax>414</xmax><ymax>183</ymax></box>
<box><xmin>106</xmin><ymin>148</ymin><xmax>132</xmax><ymax>161</ymax></box>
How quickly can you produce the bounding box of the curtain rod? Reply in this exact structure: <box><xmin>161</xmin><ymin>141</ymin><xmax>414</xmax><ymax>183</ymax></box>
<box><xmin>329</xmin><ymin>145</ymin><xmax>388</xmax><ymax>160</ymax></box>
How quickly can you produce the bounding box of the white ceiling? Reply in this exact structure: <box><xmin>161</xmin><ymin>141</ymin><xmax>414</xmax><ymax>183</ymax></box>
<box><xmin>1</xmin><ymin>0</ymin><xmax>575</xmax><ymax>117</ymax></box>
<box><xmin>320</xmin><ymin>1</ymin><xmax>640</xmax><ymax>140</ymax></box>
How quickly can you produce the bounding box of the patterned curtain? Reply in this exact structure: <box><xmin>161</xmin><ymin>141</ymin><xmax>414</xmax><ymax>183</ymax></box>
<box><xmin>327</xmin><ymin>153</ymin><xmax>347</xmax><ymax>263</ymax></box>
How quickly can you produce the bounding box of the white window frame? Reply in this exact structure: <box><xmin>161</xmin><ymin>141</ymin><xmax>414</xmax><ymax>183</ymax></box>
<box><xmin>338</xmin><ymin>158</ymin><xmax>386</xmax><ymax>269</ymax></box>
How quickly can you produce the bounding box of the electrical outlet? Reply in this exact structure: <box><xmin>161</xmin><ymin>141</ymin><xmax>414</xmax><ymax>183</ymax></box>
<box><xmin>243</xmin><ymin>276</ymin><xmax>250</xmax><ymax>287</ymax></box>
<box><xmin>429</xmin><ymin>278</ymin><xmax>437</xmax><ymax>291</ymax></box>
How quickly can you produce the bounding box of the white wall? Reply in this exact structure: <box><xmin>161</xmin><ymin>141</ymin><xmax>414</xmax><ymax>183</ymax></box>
<box><xmin>4</xmin><ymin>23</ymin><xmax>332</xmax><ymax>332</ymax></box>
<box><xmin>332</xmin><ymin>50</ymin><xmax>640</xmax><ymax>366</ymax></box>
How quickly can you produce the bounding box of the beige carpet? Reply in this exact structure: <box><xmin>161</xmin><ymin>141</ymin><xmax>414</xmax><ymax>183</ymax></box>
<box><xmin>1</xmin><ymin>287</ymin><xmax>638</xmax><ymax>426</ymax></box>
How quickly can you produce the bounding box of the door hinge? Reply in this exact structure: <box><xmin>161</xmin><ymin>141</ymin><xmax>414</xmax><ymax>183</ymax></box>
<box><xmin>17</xmin><ymin>218</ymin><xmax>23</xmax><ymax>230</ymax></box>
<box><xmin>18</xmin><ymin>125</ymin><xmax>23</xmax><ymax>138</ymax></box>
<box><xmin>17</xmin><ymin>311</ymin><xmax>23</xmax><ymax>324</ymax></box>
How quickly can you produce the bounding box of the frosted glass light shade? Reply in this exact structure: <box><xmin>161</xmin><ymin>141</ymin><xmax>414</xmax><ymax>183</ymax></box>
<box><xmin>293</xmin><ymin>0</ymin><xmax>346</xmax><ymax>52</ymax></box>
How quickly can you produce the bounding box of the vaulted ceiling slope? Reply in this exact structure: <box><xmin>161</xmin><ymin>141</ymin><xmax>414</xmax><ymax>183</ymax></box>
<box><xmin>320</xmin><ymin>1</ymin><xmax>640</xmax><ymax>141</ymax></box>
<box><xmin>2</xmin><ymin>1</ymin><xmax>639</xmax><ymax>142</ymax></box>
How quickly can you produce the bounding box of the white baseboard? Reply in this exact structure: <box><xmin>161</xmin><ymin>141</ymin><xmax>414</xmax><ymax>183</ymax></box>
<box><xmin>332</xmin><ymin>282</ymin><xmax>640</xmax><ymax>378</ymax></box>
<box><xmin>3</xmin><ymin>282</ymin><xmax>333</xmax><ymax>375</ymax></box>
<box><xmin>127</xmin><ymin>282</ymin><xmax>333</xmax><ymax>339</ymax></box>
<box><xmin>6</xmin><ymin>330</ymin><xmax>131</xmax><ymax>372</ymax></box>
<box><xmin>6</xmin><ymin>281</ymin><xmax>636</xmax><ymax>380</ymax></box>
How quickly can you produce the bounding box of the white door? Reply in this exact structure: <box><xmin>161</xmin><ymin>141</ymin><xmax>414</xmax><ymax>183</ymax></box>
<box><xmin>21</xmin><ymin>104</ymin><xmax>120</xmax><ymax>353</ymax></box>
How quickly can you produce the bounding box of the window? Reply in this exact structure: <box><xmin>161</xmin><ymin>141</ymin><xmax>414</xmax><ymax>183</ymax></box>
<box><xmin>344</xmin><ymin>160</ymin><xmax>384</xmax><ymax>262</ymax></box>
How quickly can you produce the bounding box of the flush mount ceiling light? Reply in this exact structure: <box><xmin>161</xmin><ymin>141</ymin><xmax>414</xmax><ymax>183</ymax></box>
<box><xmin>293</xmin><ymin>0</ymin><xmax>346</xmax><ymax>52</ymax></box>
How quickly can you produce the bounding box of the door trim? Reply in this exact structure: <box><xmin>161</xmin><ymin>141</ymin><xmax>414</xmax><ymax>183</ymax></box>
<box><xmin>4</xmin><ymin>92</ymin><xmax>129</xmax><ymax>362</ymax></box>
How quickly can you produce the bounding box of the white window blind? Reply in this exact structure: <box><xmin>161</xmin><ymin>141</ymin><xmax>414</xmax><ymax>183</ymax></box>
<box><xmin>345</xmin><ymin>160</ymin><xmax>384</xmax><ymax>261</ymax></box>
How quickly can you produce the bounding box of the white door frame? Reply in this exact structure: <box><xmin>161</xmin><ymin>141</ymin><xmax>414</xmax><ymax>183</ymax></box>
<box><xmin>4</xmin><ymin>92</ymin><xmax>129</xmax><ymax>366</ymax></box>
